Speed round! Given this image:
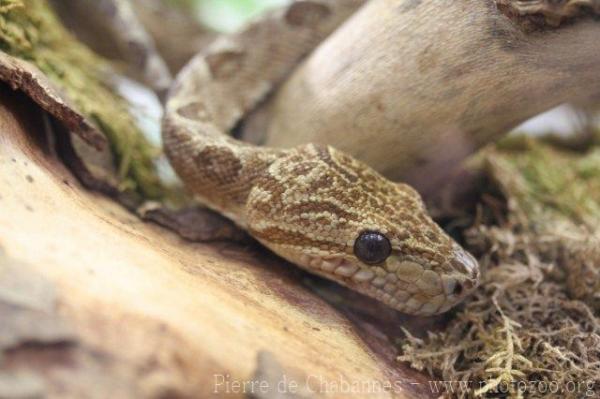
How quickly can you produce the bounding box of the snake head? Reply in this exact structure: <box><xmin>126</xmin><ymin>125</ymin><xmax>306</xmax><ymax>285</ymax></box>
<box><xmin>246</xmin><ymin>144</ymin><xmax>479</xmax><ymax>315</ymax></box>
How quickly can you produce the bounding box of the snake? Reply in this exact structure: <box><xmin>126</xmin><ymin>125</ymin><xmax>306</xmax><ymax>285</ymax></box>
<box><xmin>162</xmin><ymin>0</ymin><xmax>480</xmax><ymax>316</ymax></box>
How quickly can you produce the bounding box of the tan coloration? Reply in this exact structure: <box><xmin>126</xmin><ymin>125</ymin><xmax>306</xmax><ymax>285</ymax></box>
<box><xmin>247</xmin><ymin>0</ymin><xmax>600</xmax><ymax>194</ymax></box>
<box><xmin>163</xmin><ymin>0</ymin><xmax>479</xmax><ymax>315</ymax></box>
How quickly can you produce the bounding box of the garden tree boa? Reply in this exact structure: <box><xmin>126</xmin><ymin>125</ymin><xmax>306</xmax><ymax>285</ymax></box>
<box><xmin>162</xmin><ymin>0</ymin><xmax>480</xmax><ymax>316</ymax></box>
<box><xmin>147</xmin><ymin>0</ymin><xmax>596</xmax><ymax>315</ymax></box>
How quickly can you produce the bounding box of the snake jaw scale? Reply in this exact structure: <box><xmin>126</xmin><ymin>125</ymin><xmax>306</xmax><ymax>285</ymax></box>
<box><xmin>333</xmin><ymin>263</ymin><xmax>358</xmax><ymax>277</ymax></box>
<box><xmin>352</xmin><ymin>269</ymin><xmax>375</xmax><ymax>283</ymax></box>
<box><xmin>371</xmin><ymin>277</ymin><xmax>386</xmax><ymax>287</ymax></box>
<box><xmin>319</xmin><ymin>260</ymin><xmax>338</xmax><ymax>272</ymax></box>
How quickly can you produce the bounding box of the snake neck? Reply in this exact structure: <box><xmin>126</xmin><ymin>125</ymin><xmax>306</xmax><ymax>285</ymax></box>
<box><xmin>161</xmin><ymin>0</ymin><xmax>365</xmax><ymax>225</ymax></box>
<box><xmin>163</xmin><ymin>115</ymin><xmax>283</xmax><ymax>226</ymax></box>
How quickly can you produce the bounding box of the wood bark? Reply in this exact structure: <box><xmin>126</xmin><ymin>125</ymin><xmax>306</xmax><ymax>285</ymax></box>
<box><xmin>244</xmin><ymin>0</ymin><xmax>600</xmax><ymax>193</ymax></box>
<box><xmin>0</xmin><ymin>90</ymin><xmax>434</xmax><ymax>398</ymax></box>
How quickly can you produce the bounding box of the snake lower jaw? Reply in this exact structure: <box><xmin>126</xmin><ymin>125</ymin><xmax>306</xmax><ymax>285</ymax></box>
<box><xmin>295</xmin><ymin>250</ymin><xmax>480</xmax><ymax>316</ymax></box>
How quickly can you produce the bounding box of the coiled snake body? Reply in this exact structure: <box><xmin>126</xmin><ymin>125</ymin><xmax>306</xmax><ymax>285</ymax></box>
<box><xmin>163</xmin><ymin>0</ymin><xmax>480</xmax><ymax>315</ymax></box>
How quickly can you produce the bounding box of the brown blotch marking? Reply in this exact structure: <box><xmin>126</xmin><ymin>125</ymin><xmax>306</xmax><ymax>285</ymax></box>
<box><xmin>205</xmin><ymin>50</ymin><xmax>245</xmax><ymax>80</ymax></box>
<box><xmin>284</xmin><ymin>200</ymin><xmax>357</xmax><ymax>223</ymax></box>
<box><xmin>367</xmin><ymin>196</ymin><xmax>381</xmax><ymax>209</ymax></box>
<box><xmin>195</xmin><ymin>146</ymin><xmax>243</xmax><ymax>185</ymax></box>
<box><xmin>311</xmin><ymin>144</ymin><xmax>332</xmax><ymax>163</ymax></box>
<box><xmin>425</xmin><ymin>230</ymin><xmax>441</xmax><ymax>244</ymax></box>
<box><xmin>253</xmin><ymin>172</ymin><xmax>286</xmax><ymax>208</ymax></box>
<box><xmin>251</xmin><ymin>226</ymin><xmax>345</xmax><ymax>252</ymax></box>
<box><xmin>321</xmin><ymin>148</ymin><xmax>360</xmax><ymax>184</ymax></box>
<box><xmin>285</xmin><ymin>1</ymin><xmax>331</xmax><ymax>27</ymax></box>
<box><xmin>289</xmin><ymin>161</ymin><xmax>315</xmax><ymax>177</ymax></box>
<box><xmin>177</xmin><ymin>101</ymin><xmax>211</xmax><ymax>121</ymax></box>
<box><xmin>288</xmin><ymin>145</ymin><xmax>360</xmax><ymax>186</ymax></box>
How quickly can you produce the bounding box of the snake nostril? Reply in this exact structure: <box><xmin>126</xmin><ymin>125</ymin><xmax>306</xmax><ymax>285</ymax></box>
<box><xmin>453</xmin><ymin>282</ymin><xmax>464</xmax><ymax>296</ymax></box>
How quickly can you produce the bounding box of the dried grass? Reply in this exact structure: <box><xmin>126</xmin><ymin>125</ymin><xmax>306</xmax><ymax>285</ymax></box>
<box><xmin>400</xmin><ymin>132</ymin><xmax>600</xmax><ymax>398</ymax></box>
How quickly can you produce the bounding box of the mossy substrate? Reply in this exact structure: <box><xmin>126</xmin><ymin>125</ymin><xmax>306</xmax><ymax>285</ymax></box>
<box><xmin>0</xmin><ymin>0</ymin><xmax>164</xmax><ymax>198</ymax></box>
<box><xmin>400</xmin><ymin>132</ymin><xmax>600</xmax><ymax>398</ymax></box>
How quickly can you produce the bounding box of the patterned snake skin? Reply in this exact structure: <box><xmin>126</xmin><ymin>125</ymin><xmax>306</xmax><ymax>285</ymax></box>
<box><xmin>163</xmin><ymin>0</ymin><xmax>480</xmax><ymax>315</ymax></box>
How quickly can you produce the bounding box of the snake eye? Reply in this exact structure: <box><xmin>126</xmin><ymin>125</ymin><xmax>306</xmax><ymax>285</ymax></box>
<box><xmin>354</xmin><ymin>231</ymin><xmax>391</xmax><ymax>265</ymax></box>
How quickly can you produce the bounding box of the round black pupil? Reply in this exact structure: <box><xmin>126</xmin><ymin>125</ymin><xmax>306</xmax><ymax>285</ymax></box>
<box><xmin>354</xmin><ymin>232</ymin><xmax>391</xmax><ymax>264</ymax></box>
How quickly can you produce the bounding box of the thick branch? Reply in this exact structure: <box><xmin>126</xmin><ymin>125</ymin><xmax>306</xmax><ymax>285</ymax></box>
<box><xmin>244</xmin><ymin>0</ymin><xmax>600</xmax><ymax>193</ymax></box>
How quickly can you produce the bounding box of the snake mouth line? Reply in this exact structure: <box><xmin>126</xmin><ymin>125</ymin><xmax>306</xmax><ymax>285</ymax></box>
<box><xmin>297</xmin><ymin>252</ymin><xmax>478</xmax><ymax>315</ymax></box>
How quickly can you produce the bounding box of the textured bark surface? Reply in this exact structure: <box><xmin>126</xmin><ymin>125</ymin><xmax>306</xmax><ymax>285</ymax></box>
<box><xmin>245</xmin><ymin>0</ymin><xmax>600</xmax><ymax>194</ymax></box>
<box><xmin>0</xmin><ymin>90</ymin><xmax>435</xmax><ymax>398</ymax></box>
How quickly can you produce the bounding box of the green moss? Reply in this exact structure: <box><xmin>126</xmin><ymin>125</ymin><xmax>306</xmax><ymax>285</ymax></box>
<box><xmin>0</xmin><ymin>0</ymin><xmax>164</xmax><ymax>199</ymax></box>
<box><xmin>492</xmin><ymin>134</ymin><xmax>600</xmax><ymax>227</ymax></box>
<box><xmin>401</xmin><ymin>132</ymin><xmax>600</xmax><ymax>397</ymax></box>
